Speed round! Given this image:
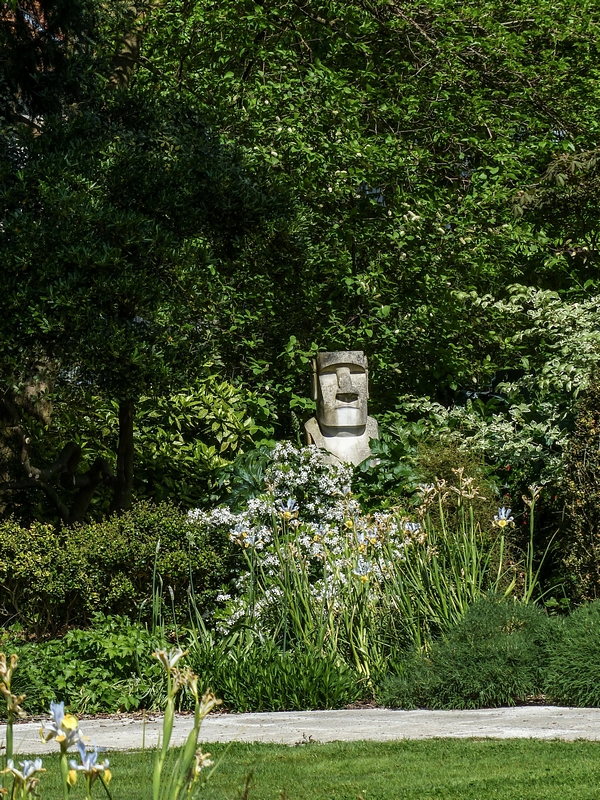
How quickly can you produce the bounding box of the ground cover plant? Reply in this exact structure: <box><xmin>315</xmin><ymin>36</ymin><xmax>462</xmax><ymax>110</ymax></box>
<box><xmin>14</xmin><ymin>740</ymin><xmax>600</xmax><ymax>800</ymax></box>
<box><xmin>5</xmin><ymin>616</ymin><xmax>164</xmax><ymax>715</ymax></box>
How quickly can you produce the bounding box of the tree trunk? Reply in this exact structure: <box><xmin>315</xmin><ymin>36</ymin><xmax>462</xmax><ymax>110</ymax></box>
<box><xmin>110</xmin><ymin>399</ymin><xmax>135</xmax><ymax>514</ymax></box>
<box><xmin>65</xmin><ymin>457</ymin><xmax>114</xmax><ymax>525</ymax></box>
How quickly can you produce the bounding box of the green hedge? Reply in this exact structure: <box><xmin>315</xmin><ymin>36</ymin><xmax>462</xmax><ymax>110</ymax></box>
<box><xmin>544</xmin><ymin>600</ymin><xmax>600</xmax><ymax>706</ymax></box>
<box><xmin>0</xmin><ymin>501</ymin><xmax>239</xmax><ymax>637</ymax></box>
<box><xmin>378</xmin><ymin>596</ymin><xmax>552</xmax><ymax>709</ymax></box>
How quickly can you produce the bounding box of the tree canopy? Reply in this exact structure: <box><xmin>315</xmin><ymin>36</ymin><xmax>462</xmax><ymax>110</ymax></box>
<box><xmin>2</xmin><ymin>0</ymin><xmax>600</xmax><ymax>522</ymax></box>
<box><xmin>134</xmin><ymin>0</ymin><xmax>600</xmax><ymax>397</ymax></box>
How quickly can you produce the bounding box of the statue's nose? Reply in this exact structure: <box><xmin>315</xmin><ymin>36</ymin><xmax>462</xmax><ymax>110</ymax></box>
<box><xmin>336</xmin><ymin>367</ymin><xmax>354</xmax><ymax>393</ymax></box>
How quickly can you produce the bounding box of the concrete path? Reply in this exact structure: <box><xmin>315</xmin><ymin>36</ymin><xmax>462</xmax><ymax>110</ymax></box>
<box><xmin>5</xmin><ymin>707</ymin><xmax>600</xmax><ymax>754</ymax></box>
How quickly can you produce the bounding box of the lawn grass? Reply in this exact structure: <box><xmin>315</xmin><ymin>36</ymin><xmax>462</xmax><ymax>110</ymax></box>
<box><xmin>16</xmin><ymin>739</ymin><xmax>600</xmax><ymax>799</ymax></box>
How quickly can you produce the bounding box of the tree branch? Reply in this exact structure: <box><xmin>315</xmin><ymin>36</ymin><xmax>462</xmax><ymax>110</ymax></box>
<box><xmin>386</xmin><ymin>2</ymin><xmax>438</xmax><ymax>48</ymax></box>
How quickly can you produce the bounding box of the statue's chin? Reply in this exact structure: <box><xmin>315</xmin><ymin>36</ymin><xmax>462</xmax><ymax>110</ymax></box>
<box><xmin>318</xmin><ymin>409</ymin><xmax>367</xmax><ymax>429</ymax></box>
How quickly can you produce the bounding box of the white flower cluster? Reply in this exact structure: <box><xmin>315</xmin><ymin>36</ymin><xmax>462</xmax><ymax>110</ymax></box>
<box><xmin>188</xmin><ymin>442</ymin><xmax>354</xmax><ymax>538</ymax></box>
<box><xmin>265</xmin><ymin>441</ymin><xmax>353</xmax><ymax>522</ymax></box>
<box><xmin>188</xmin><ymin>443</ymin><xmax>421</xmax><ymax>633</ymax></box>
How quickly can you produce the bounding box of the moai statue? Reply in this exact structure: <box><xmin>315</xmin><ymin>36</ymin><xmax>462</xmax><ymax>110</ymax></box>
<box><xmin>304</xmin><ymin>350</ymin><xmax>378</xmax><ymax>465</ymax></box>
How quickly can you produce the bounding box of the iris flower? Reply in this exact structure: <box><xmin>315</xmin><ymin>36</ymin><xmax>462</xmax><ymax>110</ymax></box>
<box><xmin>353</xmin><ymin>557</ymin><xmax>372</xmax><ymax>582</ymax></box>
<box><xmin>232</xmin><ymin>523</ymin><xmax>251</xmax><ymax>542</ymax></box>
<box><xmin>68</xmin><ymin>741</ymin><xmax>111</xmax><ymax>788</ymax></box>
<box><xmin>275</xmin><ymin>498</ymin><xmax>299</xmax><ymax>520</ymax></box>
<box><xmin>402</xmin><ymin>520</ymin><xmax>422</xmax><ymax>536</ymax></box>
<box><xmin>153</xmin><ymin>647</ymin><xmax>188</xmax><ymax>672</ymax></box>
<box><xmin>2</xmin><ymin>757</ymin><xmax>45</xmax><ymax>786</ymax></box>
<box><xmin>39</xmin><ymin>701</ymin><xmax>81</xmax><ymax>749</ymax></box>
<box><xmin>493</xmin><ymin>507</ymin><xmax>515</xmax><ymax>529</ymax></box>
<box><xmin>366</xmin><ymin>528</ymin><xmax>379</xmax><ymax>544</ymax></box>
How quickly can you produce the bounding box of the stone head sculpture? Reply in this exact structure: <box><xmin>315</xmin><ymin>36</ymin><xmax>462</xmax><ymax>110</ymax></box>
<box><xmin>311</xmin><ymin>351</ymin><xmax>369</xmax><ymax>430</ymax></box>
<box><xmin>305</xmin><ymin>350</ymin><xmax>378</xmax><ymax>465</ymax></box>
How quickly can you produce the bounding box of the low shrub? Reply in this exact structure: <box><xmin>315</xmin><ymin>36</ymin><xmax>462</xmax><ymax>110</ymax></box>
<box><xmin>189</xmin><ymin>633</ymin><xmax>362</xmax><ymax>712</ymax></box>
<box><xmin>0</xmin><ymin>501</ymin><xmax>239</xmax><ymax>637</ymax></box>
<box><xmin>544</xmin><ymin>600</ymin><xmax>600</xmax><ymax>706</ymax></box>
<box><xmin>378</xmin><ymin>596</ymin><xmax>551</xmax><ymax>709</ymax></box>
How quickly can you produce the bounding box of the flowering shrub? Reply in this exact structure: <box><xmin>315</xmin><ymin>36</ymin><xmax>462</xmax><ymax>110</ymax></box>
<box><xmin>200</xmin><ymin>441</ymin><xmax>354</xmax><ymax>524</ymax></box>
<box><xmin>389</xmin><ymin>288</ymin><xmax>600</xmax><ymax>491</ymax></box>
<box><xmin>190</xmin><ymin>444</ymin><xmax>407</xmax><ymax>640</ymax></box>
<box><xmin>190</xmin><ymin>441</ymin><xmax>358</xmax><ymax>608</ymax></box>
<box><xmin>189</xmin><ymin>445</ymin><xmax>522</xmax><ymax>679</ymax></box>
<box><xmin>396</xmin><ymin>395</ymin><xmax>567</xmax><ymax>490</ymax></box>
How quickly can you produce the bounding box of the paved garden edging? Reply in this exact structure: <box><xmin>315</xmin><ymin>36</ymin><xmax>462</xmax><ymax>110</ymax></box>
<box><xmin>4</xmin><ymin>706</ymin><xmax>600</xmax><ymax>754</ymax></box>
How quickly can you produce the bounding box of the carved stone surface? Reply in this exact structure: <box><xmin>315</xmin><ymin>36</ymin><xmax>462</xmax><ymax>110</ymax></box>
<box><xmin>304</xmin><ymin>350</ymin><xmax>379</xmax><ymax>465</ymax></box>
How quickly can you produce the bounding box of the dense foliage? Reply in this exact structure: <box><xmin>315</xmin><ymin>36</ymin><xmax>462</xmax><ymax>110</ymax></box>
<box><xmin>3</xmin><ymin>0</ymin><xmax>600</xmax><ymax>529</ymax></box>
<box><xmin>5</xmin><ymin>0</ymin><xmax>600</xmax><ymax>726</ymax></box>
<box><xmin>0</xmin><ymin>502</ymin><xmax>238</xmax><ymax>636</ymax></box>
<box><xmin>6</xmin><ymin>615</ymin><xmax>163</xmax><ymax>714</ymax></box>
<box><xmin>189</xmin><ymin>634</ymin><xmax>361</xmax><ymax>712</ymax></box>
<box><xmin>138</xmin><ymin>0</ymin><xmax>600</xmax><ymax>400</ymax></box>
<box><xmin>378</xmin><ymin>596</ymin><xmax>551</xmax><ymax>709</ymax></box>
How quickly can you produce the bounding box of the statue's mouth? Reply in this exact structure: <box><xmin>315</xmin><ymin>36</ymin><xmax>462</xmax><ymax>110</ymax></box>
<box><xmin>336</xmin><ymin>393</ymin><xmax>359</xmax><ymax>405</ymax></box>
